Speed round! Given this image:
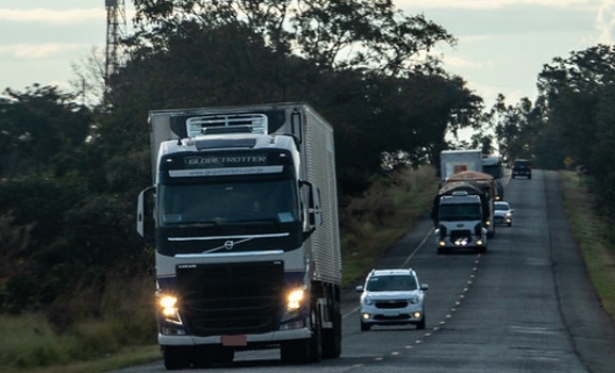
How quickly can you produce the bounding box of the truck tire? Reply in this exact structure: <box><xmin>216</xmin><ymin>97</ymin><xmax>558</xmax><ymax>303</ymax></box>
<box><xmin>322</xmin><ymin>305</ymin><xmax>342</xmax><ymax>358</ymax></box>
<box><xmin>163</xmin><ymin>345</ymin><xmax>192</xmax><ymax>370</ymax></box>
<box><xmin>281</xmin><ymin>309</ymin><xmax>322</xmax><ymax>364</ymax></box>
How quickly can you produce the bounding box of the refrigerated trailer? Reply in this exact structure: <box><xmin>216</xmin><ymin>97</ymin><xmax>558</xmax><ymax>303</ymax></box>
<box><xmin>136</xmin><ymin>102</ymin><xmax>342</xmax><ymax>368</ymax></box>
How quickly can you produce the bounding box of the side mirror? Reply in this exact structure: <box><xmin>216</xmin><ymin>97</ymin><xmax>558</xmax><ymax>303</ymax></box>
<box><xmin>137</xmin><ymin>186</ymin><xmax>155</xmax><ymax>242</ymax></box>
<box><xmin>300</xmin><ymin>180</ymin><xmax>322</xmax><ymax>230</ymax></box>
<box><xmin>356</xmin><ymin>285</ymin><xmax>364</xmax><ymax>293</ymax></box>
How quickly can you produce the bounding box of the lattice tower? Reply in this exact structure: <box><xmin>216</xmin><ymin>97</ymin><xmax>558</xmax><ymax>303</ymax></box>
<box><xmin>104</xmin><ymin>0</ymin><xmax>126</xmax><ymax>87</ymax></box>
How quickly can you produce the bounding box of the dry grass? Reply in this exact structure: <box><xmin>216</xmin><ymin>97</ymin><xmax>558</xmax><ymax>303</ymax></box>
<box><xmin>339</xmin><ymin>166</ymin><xmax>439</xmax><ymax>285</ymax></box>
<box><xmin>560</xmin><ymin>171</ymin><xmax>615</xmax><ymax>319</ymax></box>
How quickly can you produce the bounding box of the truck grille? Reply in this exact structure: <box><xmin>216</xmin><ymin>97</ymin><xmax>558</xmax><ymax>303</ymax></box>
<box><xmin>176</xmin><ymin>261</ymin><xmax>284</xmax><ymax>336</ymax></box>
<box><xmin>450</xmin><ymin>230</ymin><xmax>473</xmax><ymax>242</ymax></box>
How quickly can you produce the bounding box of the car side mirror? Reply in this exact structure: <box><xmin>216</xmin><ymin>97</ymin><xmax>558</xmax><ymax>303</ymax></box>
<box><xmin>420</xmin><ymin>284</ymin><xmax>429</xmax><ymax>291</ymax></box>
<box><xmin>356</xmin><ymin>285</ymin><xmax>364</xmax><ymax>292</ymax></box>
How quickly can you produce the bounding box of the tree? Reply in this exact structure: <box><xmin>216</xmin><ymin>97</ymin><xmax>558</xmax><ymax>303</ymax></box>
<box><xmin>0</xmin><ymin>85</ymin><xmax>92</xmax><ymax>179</ymax></box>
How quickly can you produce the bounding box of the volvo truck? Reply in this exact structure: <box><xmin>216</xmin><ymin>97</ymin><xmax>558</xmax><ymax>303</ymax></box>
<box><xmin>136</xmin><ymin>102</ymin><xmax>342</xmax><ymax>369</ymax></box>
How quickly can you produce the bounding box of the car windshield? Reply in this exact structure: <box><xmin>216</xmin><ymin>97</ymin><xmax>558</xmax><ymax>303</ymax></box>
<box><xmin>158</xmin><ymin>179</ymin><xmax>299</xmax><ymax>225</ymax></box>
<box><xmin>439</xmin><ymin>203</ymin><xmax>482</xmax><ymax>221</ymax></box>
<box><xmin>495</xmin><ymin>203</ymin><xmax>510</xmax><ymax>211</ymax></box>
<box><xmin>365</xmin><ymin>275</ymin><xmax>417</xmax><ymax>291</ymax></box>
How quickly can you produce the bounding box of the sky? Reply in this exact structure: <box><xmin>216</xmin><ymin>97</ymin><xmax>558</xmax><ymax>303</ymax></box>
<box><xmin>0</xmin><ymin>0</ymin><xmax>614</xmax><ymax>109</ymax></box>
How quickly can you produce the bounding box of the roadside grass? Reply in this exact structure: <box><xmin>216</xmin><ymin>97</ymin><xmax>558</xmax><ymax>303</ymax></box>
<box><xmin>339</xmin><ymin>166</ymin><xmax>439</xmax><ymax>285</ymax></box>
<box><xmin>560</xmin><ymin>171</ymin><xmax>615</xmax><ymax>319</ymax></box>
<box><xmin>4</xmin><ymin>167</ymin><xmax>615</xmax><ymax>373</ymax></box>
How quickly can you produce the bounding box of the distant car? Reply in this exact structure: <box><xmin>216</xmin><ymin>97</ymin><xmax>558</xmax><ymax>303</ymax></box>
<box><xmin>356</xmin><ymin>268</ymin><xmax>428</xmax><ymax>331</ymax></box>
<box><xmin>494</xmin><ymin>201</ymin><xmax>514</xmax><ymax>226</ymax></box>
<box><xmin>512</xmin><ymin>159</ymin><xmax>532</xmax><ymax>179</ymax></box>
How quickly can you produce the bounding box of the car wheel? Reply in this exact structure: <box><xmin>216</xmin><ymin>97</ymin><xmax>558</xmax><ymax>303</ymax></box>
<box><xmin>360</xmin><ymin>321</ymin><xmax>371</xmax><ymax>331</ymax></box>
<box><xmin>416</xmin><ymin>316</ymin><xmax>426</xmax><ymax>330</ymax></box>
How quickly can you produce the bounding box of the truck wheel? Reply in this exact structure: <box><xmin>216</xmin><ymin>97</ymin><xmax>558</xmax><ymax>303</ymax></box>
<box><xmin>322</xmin><ymin>305</ymin><xmax>341</xmax><ymax>358</ymax></box>
<box><xmin>310</xmin><ymin>308</ymin><xmax>323</xmax><ymax>362</ymax></box>
<box><xmin>281</xmin><ymin>339</ymin><xmax>311</xmax><ymax>364</ymax></box>
<box><xmin>281</xmin><ymin>309</ymin><xmax>321</xmax><ymax>364</ymax></box>
<box><xmin>163</xmin><ymin>345</ymin><xmax>192</xmax><ymax>370</ymax></box>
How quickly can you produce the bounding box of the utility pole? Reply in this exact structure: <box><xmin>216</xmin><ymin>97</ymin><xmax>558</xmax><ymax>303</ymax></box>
<box><xmin>104</xmin><ymin>0</ymin><xmax>126</xmax><ymax>104</ymax></box>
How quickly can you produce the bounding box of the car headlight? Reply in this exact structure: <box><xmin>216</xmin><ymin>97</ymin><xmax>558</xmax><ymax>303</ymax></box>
<box><xmin>408</xmin><ymin>296</ymin><xmax>420</xmax><ymax>304</ymax></box>
<box><xmin>363</xmin><ymin>297</ymin><xmax>374</xmax><ymax>306</ymax></box>
<box><xmin>506</xmin><ymin>212</ymin><xmax>512</xmax><ymax>217</ymax></box>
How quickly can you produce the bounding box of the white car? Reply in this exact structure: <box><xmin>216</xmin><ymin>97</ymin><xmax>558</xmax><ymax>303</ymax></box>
<box><xmin>494</xmin><ymin>201</ymin><xmax>514</xmax><ymax>226</ymax></box>
<box><xmin>356</xmin><ymin>268</ymin><xmax>429</xmax><ymax>331</ymax></box>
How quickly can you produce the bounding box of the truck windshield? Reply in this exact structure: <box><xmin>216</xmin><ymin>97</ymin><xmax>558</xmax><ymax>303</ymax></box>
<box><xmin>158</xmin><ymin>179</ymin><xmax>299</xmax><ymax>226</ymax></box>
<box><xmin>439</xmin><ymin>203</ymin><xmax>482</xmax><ymax>221</ymax></box>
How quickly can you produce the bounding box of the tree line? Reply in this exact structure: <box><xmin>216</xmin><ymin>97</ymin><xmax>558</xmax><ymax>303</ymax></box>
<box><xmin>1</xmin><ymin>0</ymin><xmax>613</xmax><ymax>320</ymax></box>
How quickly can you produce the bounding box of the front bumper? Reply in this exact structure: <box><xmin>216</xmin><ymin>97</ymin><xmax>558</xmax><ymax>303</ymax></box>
<box><xmin>360</xmin><ymin>304</ymin><xmax>424</xmax><ymax>326</ymax></box>
<box><xmin>159</xmin><ymin>326</ymin><xmax>311</xmax><ymax>347</ymax></box>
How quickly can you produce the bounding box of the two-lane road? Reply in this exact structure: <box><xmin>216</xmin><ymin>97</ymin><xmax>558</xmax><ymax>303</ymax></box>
<box><xmin>115</xmin><ymin>170</ymin><xmax>615</xmax><ymax>373</ymax></box>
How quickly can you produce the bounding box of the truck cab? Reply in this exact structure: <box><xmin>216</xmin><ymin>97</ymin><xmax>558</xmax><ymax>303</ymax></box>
<box><xmin>433</xmin><ymin>191</ymin><xmax>488</xmax><ymax>254</ymax></box>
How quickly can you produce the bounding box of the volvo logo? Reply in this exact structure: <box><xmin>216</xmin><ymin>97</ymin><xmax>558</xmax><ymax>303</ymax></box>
<box><xmin>224</xmin><ymin>240</ymin><xmax>235</xmax><ymax>250</ymax></box>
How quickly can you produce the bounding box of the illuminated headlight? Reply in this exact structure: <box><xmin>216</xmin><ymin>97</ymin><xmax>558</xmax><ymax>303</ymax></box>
<box><xmin>454</xmin><ymin>238</ymin><xmax>469</xmax><ymax>246</ymax></box>
<box><xmin>361</xmin><ymin>313</ymin><xmax>371</xmax><ymax>320</ymax></box>
<box><xmin>505</xmin><ymin>212</ymin><xmax>512</xmax><ymax>218</ymax></box>
<box><xmin>438</xmin><ymin>240</ymin><xmax>446</xmax><ymax>247</ymax></box>
<box><xmin>286</xmin><ymin>288</ymin><xmax>305</xmax><ymax>311</ymax></box>
<box><xmin>158</xmin><ymin>295</ymin><xmax>181</xmax><ymax>323</ymax></box>
<box><xmin>413</xmin><ymin>311</ymin><xmax>422</xmax><ymax>319</ymax></box>
<box><xmin>362</xmin><ymin>297</ymin><xmax>374</xmax><ymax>306</ymax></box>
<box><xmin>485</xmin><ymin>220</ymin><xmax>491</xmax><ymax>226</ymax></box>
<box><xmin>476</xmin><ymin>239</ymin><xmax>483</xmax><ymax>245</ymax></box>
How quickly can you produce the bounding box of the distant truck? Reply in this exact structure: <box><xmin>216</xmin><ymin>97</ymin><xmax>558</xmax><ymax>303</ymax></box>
<box><xmin>481</xmin><ymin>155</ymin><xmax>504</xmax><ymax>200</ymax></box>
<box><xmin>431</xmin><ymin>182</ymin><xmax>488</xmax><ymax>255</ymax></box>
<box><xmin>446</xmin><ymin>171</ymin><xmax>496</xmax><ymax>238</ymax></box>
<box><xmin>136</xmin><ymin>102</ymin><xmax>342</xmax><ymax>368</ymax></box>
<box><xmin>439</xmin><ymin>149</ymin><xmax>483</xmax><ymax>186</ymax></box>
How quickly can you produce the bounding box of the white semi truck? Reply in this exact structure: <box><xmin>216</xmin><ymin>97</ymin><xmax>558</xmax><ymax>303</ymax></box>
<box><xmin>431</xmin><ymin>182</ymin><xmax>489</xmax><ymax>255</ymax></box>
<box><xmin>136</xmin><ymin>102</ymin><xmax>342</xmax><ymax>368</ymax></box>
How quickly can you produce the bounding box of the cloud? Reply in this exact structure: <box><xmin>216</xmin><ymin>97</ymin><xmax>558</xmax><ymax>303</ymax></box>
<box><xmin>0</xmin><ymin>43</ymin><xmax>88</xmax><ymax>59</ymax></box>
<box><xmin>0</xmin><ymin>8</ymin><xmax>105</xmax><ymax>25</ymax></box>
<box><xmin>443</xmin><ymin>55</ymin><xmax>485</xmax><ymax>69</ymax></box>
<box><xmin>395</xmin><ymin>0</ymin><xmax>596</xmax><ymax>10</ymax></box>
<box><xmin>596</xmin><ymin>0</ymin><xmax>615</xmax><ymax>43</ymax></box>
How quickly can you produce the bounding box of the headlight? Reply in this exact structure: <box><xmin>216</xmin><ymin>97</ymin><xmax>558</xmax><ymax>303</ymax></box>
<box><xmin>506</xmin><ymin>212</ymin><xmax>512</xmax><ymax>217</ymax></box>
<box><xmin>408</xmin><ymin>296</ymin><xmax>420</xmax><ymax>304</ymax></box>
<box><xmin>158</xmin><ymin>295</ymin><xmax>181</xmax><ymax>323</ymax></box>
<box><xmin>286</xmin><ymin>288</ymin><xmax>305</xmax><ymax>311</ymax></box>
<box><xmin>363</xmin><ymin>297</ymin><xmax>374</xmax><ymax>306</ymax></box>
